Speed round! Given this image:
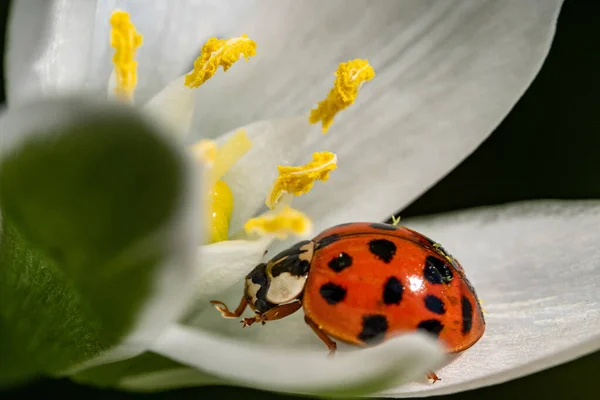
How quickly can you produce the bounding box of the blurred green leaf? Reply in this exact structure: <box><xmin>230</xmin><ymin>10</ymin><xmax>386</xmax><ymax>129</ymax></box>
<box><xmin>0</xmin><ymin>113</ymin><xmax>186</xmax><ymax>384</ymax></box>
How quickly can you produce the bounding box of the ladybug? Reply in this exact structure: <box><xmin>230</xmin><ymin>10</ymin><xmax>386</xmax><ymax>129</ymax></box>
<box><xmin>210</xmin><ymin>222</ymin><xmax>485</xmax><ymax>382</ymax></box>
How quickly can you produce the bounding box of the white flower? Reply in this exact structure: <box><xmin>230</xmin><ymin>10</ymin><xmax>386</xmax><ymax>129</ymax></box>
<box><xmin>5</xmin><ymin>0</ymin><xmax>599</xmax><ymax>398</ymax></box>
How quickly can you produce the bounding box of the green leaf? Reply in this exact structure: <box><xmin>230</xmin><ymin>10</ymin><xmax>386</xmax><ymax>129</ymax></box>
<box><xmin>0</xmin><ymin>98</ymin><xmax>198</xmax><ymax>385</ymax></box>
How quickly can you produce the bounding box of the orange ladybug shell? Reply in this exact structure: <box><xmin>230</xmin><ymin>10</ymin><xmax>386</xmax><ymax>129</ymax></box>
<box><xmin>302</xmin><ymin>222</ymin><xmax>485</xmax><ymax>352</ymax></box>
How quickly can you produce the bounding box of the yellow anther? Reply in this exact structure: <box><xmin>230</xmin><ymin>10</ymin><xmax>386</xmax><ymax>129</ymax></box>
<box><xmin>244</xmin><ymin>206</ymin><xmax>312</xmax><ymax>240</ymax></box>
<box><xmin>110</xmin><ymin>10</ymin><xmax>143</xmax><ymax>101</ymax></box>
<box><xmin>266</xmin><ymin>152</ymin><xmax>338</xmax><ymax>209</ymax></box>
<box><xmin>391</xmin><ymin>215</ymin><xmax>402</xmax><ymax>226</ymax></box>
<box><xmin>185</xmin><ymin>34</ymin><xmax>257</xmax><ymax>88</ymax></box>
<box><xmin>208</xmin><ymin>180</ymin><xmax>234</xmax><ymax>243</ymax></box>
<box><xmin>309</xmin><ymin>59</ymin><xmax>375</xmax><ymax>133</ymax></box>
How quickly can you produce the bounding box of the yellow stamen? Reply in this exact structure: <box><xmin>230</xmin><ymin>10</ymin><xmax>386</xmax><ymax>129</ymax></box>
<box><xmin>110</xmin><ymin>10</ymin><xmax>143</xmax><ymax>101</ymax></box>
<box><xmin>309</xmin><ymin>59</ymin><xmax>375</xmax><ymax>133</ymax></box>
<box><xmin>185</xmin><ymin>35</ymin><xmax>257</xmax><ymax>88</ymax></box>
<box><xmin>266</xmin><ymin>152</ymin><xmax>337</xmax><ymax>209</ymax></box>
<box><xmin>208</xmin><ymin>180</ymin><xmax>234</xmax><ymax>243</ymax></box>
<box><xmin>209</xmin><ymin>130</ymin><xmax>253</xmax><ymax>186</ymax></box>
<box><xmin>391</xmin><ymin>215</ymin><xmax>402</xmax><ymax>226</ymax></box>
<box><xmin>190</xmin><ymin>130</ymin><xmax>253</xmax><ymax>243</ymax></box>
<box><xmin>244</xmin><ymin>206</ymin><xmax>312</xmax><ymax>240</ymax></box>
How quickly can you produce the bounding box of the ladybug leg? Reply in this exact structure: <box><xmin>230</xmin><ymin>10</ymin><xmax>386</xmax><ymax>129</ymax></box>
<box><xmin>241</xmin><ymin>301</ymin><xmax>302</xmax><ymax>327</ymax></box>
<box><xmin>304</xmin><ymin>315</ymin><xmax>337</xmax><ymax>356</ymax></box>
<box><xmin>426</xmin><ymin>371</ymin><xmax>441</xmax><ymax>383</ymax></box>
<box><xmin>210</xmin><ymin>296</ymin><xmax>248</xmax><ymax>318</ymax></box>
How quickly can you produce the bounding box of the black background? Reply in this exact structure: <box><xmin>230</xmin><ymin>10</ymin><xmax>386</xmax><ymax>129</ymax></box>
<box><xmin>1</xmin><ymin>0</ymin><xmax>598</xmax><ymax>399</ymax></box>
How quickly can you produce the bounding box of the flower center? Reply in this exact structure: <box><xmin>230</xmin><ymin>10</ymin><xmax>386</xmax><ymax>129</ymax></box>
<box><xmin>108</xmin><ymin>10</ymin><xmax>375</xmax><ymax>244</ymax></box>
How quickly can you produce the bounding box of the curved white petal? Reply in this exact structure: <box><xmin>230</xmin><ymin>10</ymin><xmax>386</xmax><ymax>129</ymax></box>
<box><xmin>215</xmin><ymin>116</ymin><xmax>319</xmax><ymax>236</ymax></box>
<box><xmin>5</xmin><ymin>0</ymin><xmax>98</xmax><ymax>105</ymax></box>
<box><xmin>0</xmin><ymin>95</ymin><xmax>201</xmax><ymax>372</ymax></box>
<box><xmin>373</xmin><ymin>200</ymin><xmax>600</xmax><ymax>397</ymax></box>
<box><xmin>118</xmin><ymin>367</ymin><xmax>222</xmax><ymax>392</ymax></box>
<box><xmin>185</xmin><ymin>237</ymin><xmax>273</xmax><ymax>316</ymax></box>
<box><xmin>150</xmin><ymin>323</ymin><xmax>445</xmax><ymax>396</ymax></box>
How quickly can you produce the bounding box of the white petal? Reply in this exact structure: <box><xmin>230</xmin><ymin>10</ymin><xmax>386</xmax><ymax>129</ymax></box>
<box><xmin>150</xmin><ymin>323</ymin><xmax>445</xmax><ymax>396</ymax></box>
<box><xmin>5</xmin><ymin>0</ymin><xmax>98</xmax><ymax>105</ymax></box>
<box><xmin>374</xmin><ymin>200</ymin><xmax>600</xmax><ymax>397</ymax></box>
<box><xmin>184</xmin><ymin>237</ymin><xmax>273</xmax><ymax>316</ymax></box>
<box><xmin>215</xmin><ymin>116</ymin><xmax>319</xmax><ymax>236</ymax></box>
<box><xmin>0</xmin><ymin>95</ymin><xmax>202</xmax><ymax>372</ymax></box>
<box><xmin>142</xmin><ymin>75</ymin><xmax>197</xmax><ymax>142</ymax></box>
<box><xmin>119</xmin><ymin>368</ymin><xmax>222</xmax><ymax>392</ymax></box>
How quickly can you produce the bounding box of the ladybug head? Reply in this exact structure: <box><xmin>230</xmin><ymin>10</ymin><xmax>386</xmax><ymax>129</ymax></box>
<box><xmin>243</xmin><ymin>240</ymin><xmax>315</xmax><ymax>314</ymax></box>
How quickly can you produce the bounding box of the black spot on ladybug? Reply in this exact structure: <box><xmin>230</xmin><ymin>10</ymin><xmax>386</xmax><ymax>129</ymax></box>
<box><xmin>424</xmin><ymin>295</ymin><xmax>446</xmax><ymax>315</ymax></box>
<box><xmin>328</xmin><ymin>252</ymin><xmax>353</xmax><ymax>272</ymax></box>
<box><xmin>368</xmin><ymin>239</ymin><xmax>396</xmax><ymax>263</ymax></box>
<box><xmin>358</xmin><ymin>314</ymin><xmax>388</xmax><ymax>344</ymax></box>
<box><xmin>417</xmin><ymin>319</ymin><xmax>444</xmax><ymax>338</ymax></box>
<box><xmin>383</xmin><ymin>276</ymin><xmax>404</xmax><ymax>305</ymax></box>
<box><xmin>369</xmin><ymin>222</ymin><xmax>398</xmax><ymax>231</ymax></box>
<box><xmin>461</xmin><ymin>296</ymin><xmax>473</xmax><ymax>335</ymax></box>
<box><xmin>316</xmin><ymin>234</ymin><xmax>342</xmax><ymax>249</ymax></box>
<box><xmin>423</xmin><ymin>256</ymin><xmax>454</xmax><ymax>284</ymax></box>
<box><xmin>319</xmin><ymin>282</ymin><xmax>347</xmax><ymax>305</ymax></box>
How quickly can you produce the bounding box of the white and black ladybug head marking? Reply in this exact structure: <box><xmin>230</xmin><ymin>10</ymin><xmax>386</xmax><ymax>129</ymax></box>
<box><xmin>243</xmin><ymin>240</ymin><xmax>315</xmax><ymax>313</ymax></box>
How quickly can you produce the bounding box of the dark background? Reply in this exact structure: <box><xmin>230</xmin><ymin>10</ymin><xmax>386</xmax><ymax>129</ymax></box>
<box><xmin>1</xmin><ymin>0</ymin><xmax>598</xmax><ymax>399</ymax></box>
